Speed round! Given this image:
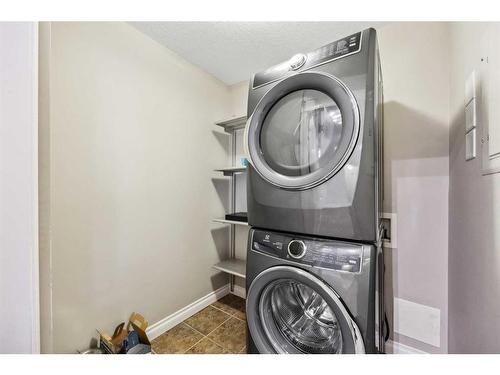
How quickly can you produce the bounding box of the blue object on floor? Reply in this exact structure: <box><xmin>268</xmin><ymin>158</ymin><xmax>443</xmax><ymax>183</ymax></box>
<box><xmin>127</xmin><ymin>331</ymin><xmax>140</xmax><ymax>349</ymax></box>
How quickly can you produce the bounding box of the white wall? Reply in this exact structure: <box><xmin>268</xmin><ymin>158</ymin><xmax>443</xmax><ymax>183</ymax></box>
<box><xmin>229</xmin><ymin>81</ymin><xmax>249</xmax><ymax>117</ymax></box>
<box><xmin>39</xmin><ymin>22</ymin><xmax>233</xmax><ymax>353</ymax></box>
<box><xmin>229</xmin><ymin>22</ymin><xmax>450</xmax><ymax>353</ymax></box>
<box><xmin>448</xmin><ymin>22</ymin><xmax>500</xmax><ymax>353</ymax></box>
<box><xmin>0</xmin><ymin>22</ymin><xmax>39</xmax><ymax>353</ymax></box>
<box><xmin>378</xmin><ymin>22</ymin><xmax>450</xmax><ymax>354</ymax></box>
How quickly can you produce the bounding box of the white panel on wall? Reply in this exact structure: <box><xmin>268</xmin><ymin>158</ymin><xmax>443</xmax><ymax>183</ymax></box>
<box><xmin>465</xmin><ymin>70</ymin><xmax>477</xmax><ymax>106</ymax></box>
<box><xmin>465</xmin><ymin>99</ymin><xmax>477</xmax><ymax>132</ymax></box>
<box><xmin>484</xmin><ymin>29</ymin><xmax>500</xmax><ymax>159</ymax></box>
<box><xmin>393</xmin><ymin>297</ymin><xmax>441</xmax><ymax>347</ymax></box>
<box><xmin>481</xmin><ymin>24</ymin><xmax>500</xmax><ymax>173</ymax></box>
<box><xmin>466</xmin><ymin>129</ymin><xmax>477</xmax><ymax>161</ymax></box>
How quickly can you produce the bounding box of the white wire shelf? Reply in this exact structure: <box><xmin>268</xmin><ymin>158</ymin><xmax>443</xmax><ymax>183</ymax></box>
<box><xmin>214</xmin><ymin>166</ymin><xmax>247</xmax><ymax>176</ymax></box>
<box><xmin>214</xmin><ymin>116</ymin><xmax>247</xmax><ymax>133</ymax></box>
<box><xmin>213</xmin><ymin>258</ymin><xmax>246</xmax><ymax>279</ymax></box>
<box><xmin>212</xmin><ymin>218</ymin><xmax>249</xmax><ymax>226</ymax></box>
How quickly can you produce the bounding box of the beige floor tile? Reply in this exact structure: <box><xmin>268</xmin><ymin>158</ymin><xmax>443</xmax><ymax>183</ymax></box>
<box><xmin>184</xmin><ymin>306</ymin><xmax>231</xmax><ymax>335</ymax></box>
<box><xmin>185</xmin><ymin>338</ymin><xmax>229</xmax><ymax>354</ymax></box>
<box><xmin>211</xmin><ymin>295</ymin><xmax>237</xmax><ymax>315</ymax></box>
<box><xmin>207</xmin><ymin>317</ymin><xmax>247</xmax><ymax>353</ymax></box>
<box><xmin>152</xmin><ymin>323</ymin><xmax>203</xmax><ymax>354</ymax></box>
<box><xmin>227</xmin><ymin>296</ymin><xmax>246</xmax><ymax>321</ymax></box>
<box><xmin>152</xmin><ymin>295</ymin><xmax>248</xmax><ymax>355</ymax></box>
<box><xmin>212</xmin><ymin>294</ymin><xmax>246</xmax><ymax>321</ymax></box>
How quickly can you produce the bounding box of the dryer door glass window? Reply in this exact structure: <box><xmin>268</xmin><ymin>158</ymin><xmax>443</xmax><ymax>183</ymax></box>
<box><xmin>264</xmin><ymin>279</ymin><xmax>343</xmax><ymax>354</ymax></box>
<box><xmin>245</xmin><ymin>72</ymin><xmax>359</xmax><ymax>190</ymax></box>
<box><xmin>260</xmin><ymin>90</ymin><xmax>343</xmax><ymax>177</ymax></box>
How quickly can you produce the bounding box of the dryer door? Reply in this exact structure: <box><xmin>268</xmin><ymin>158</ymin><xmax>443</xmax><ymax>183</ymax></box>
<box><xmin>245</xmin><ymin>71</ymin><xmax>360</xmax><ymax>190</ymax></box>
<box><xmin>246</xmin><ymin>265</ymin><xmax>365</xmax><ymax>354</ymax></box>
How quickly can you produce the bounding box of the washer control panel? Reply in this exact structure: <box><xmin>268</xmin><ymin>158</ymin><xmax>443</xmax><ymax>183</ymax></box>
<box><xmin>251</xmin><ymin>229</ymin><xmax>363</xmax><ymax>273</ymax></box>
<box><xmin>252</xmin><ymin>31</ymin><xmax>362</xmax><ymax>89</ymax></box>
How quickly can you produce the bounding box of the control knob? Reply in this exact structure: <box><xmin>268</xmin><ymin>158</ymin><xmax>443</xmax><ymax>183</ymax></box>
<box><xmin>287</xmin><ymin>240</ymin><xmax>307</xmax><ymax>259</ymax></box>
<box><xmin>289</xmin><ymin>53</ymin><xmax>307</xmax><ymax>71</ymax></box>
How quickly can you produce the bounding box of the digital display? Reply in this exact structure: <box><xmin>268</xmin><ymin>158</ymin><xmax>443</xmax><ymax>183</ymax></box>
<box><xmin>306</xmin><ymin>246</ymin><xmax>362</xmax><ymax>273</ymax></box>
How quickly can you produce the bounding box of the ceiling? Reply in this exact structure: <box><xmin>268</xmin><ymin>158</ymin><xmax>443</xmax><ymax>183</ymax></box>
<box><xmin>131</xmin><ymin>22</ymin><xmax>387</xmax><ymax>85</ymax></box>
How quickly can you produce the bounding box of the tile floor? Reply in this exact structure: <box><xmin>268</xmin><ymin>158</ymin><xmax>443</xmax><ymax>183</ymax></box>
<box><xmin>152</xmin><ymin>294</ymin><xmax>247</xmax><ymax>354</ymax></box>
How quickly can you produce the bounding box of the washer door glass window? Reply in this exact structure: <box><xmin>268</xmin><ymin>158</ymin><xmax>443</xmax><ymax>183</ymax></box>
<box><xmin>260</xmin><ymin>90</ymin><xmax>343</xmax><ymax>178</ymax></box>
<box><xmin>246</xmin><ymin>266</ymin><xmax>364</xmax><ymax>354</ymax></box>
<box><xmin>263</xmin><ymin>279</ymin><xmax>342</xmax><ymax>354</ymax></box>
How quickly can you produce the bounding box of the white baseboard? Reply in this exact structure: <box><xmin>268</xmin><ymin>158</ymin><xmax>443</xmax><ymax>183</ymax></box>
<box><xmin>231</xmin><ymin>284</ymin><xmax>246</xmax><ymax>299</ymax></box>
<box><xmin>385</xmin><ymin>340</ymin><xmax>427</xmax><ymax>354</ymax></box>
<box><xmin>146</xmin><ymin>284</ymin><xmax>230</xmax><ymax>340</ymax></box>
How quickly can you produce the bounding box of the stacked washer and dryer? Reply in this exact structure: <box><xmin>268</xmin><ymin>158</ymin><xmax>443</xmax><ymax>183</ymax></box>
<box><xmin>243</xmin><ymin>28</ymin><xmax>385</xmax><ymax>354</ymax></box>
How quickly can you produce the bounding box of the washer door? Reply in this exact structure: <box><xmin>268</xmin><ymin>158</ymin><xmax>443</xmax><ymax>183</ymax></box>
<box><xmin>246</xmin><ymin>266</ymin><xmax>365</xmax><ymax>354</ymax></box>
<box><xmin>245</xmin><ymin>71</ymin><xmax>360</xmax><ymax>190</ymax></box>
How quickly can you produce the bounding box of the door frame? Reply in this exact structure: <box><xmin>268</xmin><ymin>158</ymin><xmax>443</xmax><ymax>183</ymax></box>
<box><xmin>31</xmin><ymin>21</ymin><xmax>41</xmax><ymax>355</ymax></box>
<box><xmin>0</xmin><ymin>21</ymin><xmax>40</xmax><ymax>354</ymax></box>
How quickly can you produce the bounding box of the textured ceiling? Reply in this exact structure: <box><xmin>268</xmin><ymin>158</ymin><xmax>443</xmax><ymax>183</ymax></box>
<box><xmin>131</xmin><ymin>22</ymin><xmax>387</xmax><ymax>85</ymax></box>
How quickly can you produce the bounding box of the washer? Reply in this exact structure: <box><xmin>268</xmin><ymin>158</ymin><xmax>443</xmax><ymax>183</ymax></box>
<box><xmin>244</xmin><ymin>28</ymin><xmax>383</xmax><ymax>241</ymax></box>
<box><xmin>246</xmin><ymin>228</ymin><xmax>377</xmax><ymax>354</ymax></box>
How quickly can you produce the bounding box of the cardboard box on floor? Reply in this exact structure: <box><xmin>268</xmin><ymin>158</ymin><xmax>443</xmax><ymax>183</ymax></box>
<box><xmin>98</xmin><ymin>312</ymin><xmax>151</xmax><ymax>354</ymax></box>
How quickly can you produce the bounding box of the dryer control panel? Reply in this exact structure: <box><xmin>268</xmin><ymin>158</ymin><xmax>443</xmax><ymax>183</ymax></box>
<box><xmin>251</xmin><ymin>229</ymin><xmax>363</xmax><ymax>273</ymax></box>
<box><xmin>252</xmin><ymin>31</ymin><xmax>362</xmax><ymax>89</ymax></box>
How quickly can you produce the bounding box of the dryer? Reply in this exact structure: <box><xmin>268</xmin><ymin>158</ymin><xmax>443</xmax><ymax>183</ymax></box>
<box><xmin>244</xmin><ymin>28</ymin><xmax>383</xmax><ymax>242</ymax></box>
